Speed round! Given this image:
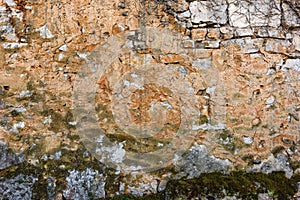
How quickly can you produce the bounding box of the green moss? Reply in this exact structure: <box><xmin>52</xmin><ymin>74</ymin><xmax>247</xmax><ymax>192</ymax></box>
<box><xmin>26</xmin><ymin>79</ymin><xmax>45</xmax><ymax>92</ymax></box>
<box><xmin>290</xmin><ymin>160</ymin><xmax>300</xmax><ymax>171</ymax></box>
<box><xmin>241</xmin><ymin>154</ymin><xmax>254</xmax><ymax>165</ymax></box>
<box><xmin>65</xmin><ymin>110</ymin><xmax>76</xmax><ymax>129</ymax></box>
<box><xmin>219</xmin><ymin>130</ymin><xmax>232</xmax><ymax>140</ymax></box>
<box><xmin>228</xmin><ymin>117</ymin><xmax>240</xmax><ymax>123</ymax></box>
<box><xmin>150</xmin><ymin>171</ymin><xmax>300</xmax><ymax>199</ymax></box>
<box><xmin>271</xmin><ymin>146</ymin><xmax>285</xmax><ymax>156</ymax></box>
<box><xmin>0</xmin><ymin>142</ymin><xmax>109</xmax><ymax>198</ymax></box>
<box><xmin>106</xmin><ymin>132</ymin><xmax>166</xmax><ymax>153</ymax></box>
<box><xmin>269</xmin><ymin>128</ymin><xmax>277</xmax><ymax>135</ymax></box>
<box><xmin>262</xmin><ymin>124</ymin><xmax>268</xmax><ymax>129</ymax></box>
<box><xmin>0</xmin><ymin>88</ymin><xmax>14</xmax><ymax>98</ymax></box>
<box><xmin>232</xmin><ymin>92</ymin><xmax>246</xmax><ymax>99</ymax></box>
<box><xmin>40</xmin><ymin>108</ymin><xmax>76</xmax><ymax>132</ymax></box>
<box><xmin>217</xmin><ymin>130</ymin><xmax>251</xmax><ymax>156</ymax></box>
<box><xmin>104</xmin><ymin>170</ymin><xmax>120</xmax><ymax>196</ymax></box>
<box><xmin>1</xmin><ymin>144</ymin><xmax>300</xmax><ymax>200</ymax></box>
<box><xmin>29</xmin><ymin>91</ymin><xmax>46</xmax><ymax>103</ymax></box>
<box><xmin>199</xmin><ymin>115</ymin><xmax>208</xmax><ymax>124</ymax></box>
<box><xmin>12</xmin><ymin>80</ymin><xmax>46</xmax><ymax>103</ymax></box>
<box><xmin>95</xmin><ymin>102</ymin><xmax>178</xmax><ymax>153</ymax></box>
<box><xmin>218</xmin><ymin>131</ymin><xmax>237</xmax><ymax>153</ymax></box>
<box><xmin>49</xmin><ymin>111</ymin><xmax>64</xmax><ymax>132</ymax></box>
<box><xmin>96</xmin><ymin>103</ymin><xmax>114</xmax><ymax>121</ymax></box>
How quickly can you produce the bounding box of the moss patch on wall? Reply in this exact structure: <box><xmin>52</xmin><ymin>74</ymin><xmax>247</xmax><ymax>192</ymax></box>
<box><xmin>110</xmin><ymin>172</ymin><xmax>300</xmax><ymax>200</ymax></box>
<box><xmin>0</xmin><ymin>142</ymin><xmax>299</xmax><ymax>199</ymax></box>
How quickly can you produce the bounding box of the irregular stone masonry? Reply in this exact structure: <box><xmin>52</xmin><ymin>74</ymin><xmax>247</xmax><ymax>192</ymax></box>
<box><xmin>0</xmin><ymin>0</ymin><xmax>299</xmax><ymax>199</ymax></box>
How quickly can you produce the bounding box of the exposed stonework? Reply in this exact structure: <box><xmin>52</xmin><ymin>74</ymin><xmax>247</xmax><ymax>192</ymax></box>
<box><xmin>0</xmin><ymin>0</ymin><xmax>299</xmax><ymax>199</ymax></box>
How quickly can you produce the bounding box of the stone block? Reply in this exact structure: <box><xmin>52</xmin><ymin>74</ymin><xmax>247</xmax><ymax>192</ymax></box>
<box><xmin>189</xmin><ymin>1</ymin><xmax>227</xmax><ymax>24</ymax></box>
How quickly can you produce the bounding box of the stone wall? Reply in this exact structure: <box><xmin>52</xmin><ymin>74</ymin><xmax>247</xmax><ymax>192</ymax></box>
<box><xmin>0</xmin><ymin>0</ymin><xmax>299</xmax><ymax>199</ymax></box>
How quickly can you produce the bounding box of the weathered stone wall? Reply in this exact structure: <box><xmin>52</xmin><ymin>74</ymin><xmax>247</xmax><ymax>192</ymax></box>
<box><xmin>0</xmin><ymin>0</ymin><xmax>299</xmax><ymax>199</ymax></box>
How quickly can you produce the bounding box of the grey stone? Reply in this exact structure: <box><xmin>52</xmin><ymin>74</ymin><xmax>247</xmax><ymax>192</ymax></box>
<box><xmin>9</xmin><ymin>121</ymin><xmax>25</xmax><ymax>133</ymax></box>
<box><xmin>186</xmin><ymin>20</ymin><xmax>193</xmax><ymax>28</ymax></box>
<box><xmin>175</xmin><ymin>143</ymin><xmax>231</xmax><ymax>179</ymax></box>
<box><xmin>192</xmin><ymin>122</ymin><xmax>226</xmax><ymax>131</ymax></box>
<box><xmin>63</xmin><ymin>168</ymin><xmax>106</xmax><ymax>200</ymax></box>
<box><xmin>266</xmin><ymin>68</ymin><xmax>276</xmax><ymax>76</ymax></box>
<box><xmin>257</xmin><ymin>28</ymin><xmax>285</xmax><ymax>39</ymax></box>
<box><xmin>12</xmin><ymin>107</ymin><xmax>27</xmax><ymax>113</ymax></box>
<box><xmin>182</xmin><ymin>39</ymin><xmax>195</xmax><ymax>49</ymax></box>
<box><xmin>228</xmin><ymin>0</ymin><xmax>251</xmax><ymax>28</ymax></box>
<box><xmin>0</xmin><ymin>174</ymin><xmax>37</xmax><ymax>200</ymax></box>
<box><xmin>177</xmin><ymin>10</ymin><xmax>191</xmax><ymax>20</ymax></box>
<box><xmin>282</xmin><ymin>59</ymin><xmax>300</xmax><ymax>72</ymax></box>
<box><xmin>229</xmin><ymin>0</ymin><xmax>281</xmax><ymax>28</ymax></box>
<box><xmin>5</xmin><ymin>0</ymin><xmax>17</xmax><ymax>7</ymax></box>
<box><xmin>204</xmin><ymin>40</ymin><xmax>220</xmax><ymax>49</ymax></box>
<box><xmin>249</xmin><ymin>0</ymin><xmax>281</xmax><ymax>27</ymax></box>
<box><xmin>157</xmin><ymin>180</ymin><xmax>168</xmax><ymax>192</ymax></box>
<box><xmin>293</xmin><ymin>34</ymin><xmax>300</xmax><ymax>51</ymax></box>
<box><xmin>39</xmin><ymin>25</ymin><xmax>54</xmax><ymax>39</ymax></box>
<box><xmin>192</xmin><ymin>57</ymin><xmax>212</xmax><ymax>69</ymax></box>
<box><xmin>133</xmin><ymin>41</ymin><xmax>147</xmax><ymax>50</ymax></box>
<box><xmin>222</xmin><ymin>196</ymin><xmax>240</xmax><ymax>200</ymax></box>
<box><xmin>283</xmin><ymin>2</ymin><xmax>300</xmax><ymax>27</ymax></box>
<box><xmin>59</xmin><ymin>44</ymin><xmax>67</xmax><ymax>51</ymax></box>
<box><xmin>0</xmin><ymin>141</ymin><xmax>24</xmax><ymax>170</ymax></box>
<box><xmin>221</xmin><ymin>38</ymin><xmax>264</xmax><ymax>53</ymax></box>
<box><xmin>286</xmin><ymin>33</ymin><xmax>294</xmax><ymax>40</ymax></box>
<box><xmin>47</xmin><ymin>177</ymin><xmax>55</xmax><ymax>200</ymax></box>
<box><xmin>0</xmin><ymin>7</ymin><xmax>9</xmax><ymax>23</ymax></box>
<box><xmin>17</xmin><ymin>90</ymin><xmax>32</xmax><ymax>98</ymax></box>
<box><xmin>0</xmin><ymin>24</ymin><xmax>18</xmax><ymax>42</ymax></box>
<box><xmin>250</xmin><ymin>53</ymin><xmax>264</xmax><ymax>59</ymax></box>
<box><xmin>220</xmin><ymin>26</ymin><xmax>234</xmax><ymax>38</ymax></box>
<box><xmin>247</xmin><ymin>154</ymin><xmax>293</xmax><ymax>178</ymax></box>
<box><xmin>265</xmin><ymin>39</ymin><xmax>292</xmax><ymax>53</ymax></box>
<box><xmin>258</xmin><ymin>193</ymin><xmax>273</xmax><ymax>200</ymax></box>
<box><xmin>242</xmin><ymin>136</ymin><xmax>254</xmax><ymax>144</ymax></box>
<box><xmin>288</xmin><ymin>52</ymin><xmax>300</xmax><ymax>58</ymax></box>
<box><xmin>189</xmin><ymin>1</ymin><xmax>227</xmax><ymax>24</ymax></box>
<box><xmin>127</xmin><ymin>180</ymin><xmax>158</xmax><ymax>197</ymax></box>
<box><xmin>175</xmin><ymin>20</ymin><xmax>187</xmax><ymax>28</ymax></box>
<box><xmin>49</xmin><ymin>151</ymin><xmax>62</xmax><ymax>160</ymax></box>
<box><xmin>235</xmin><ymin>28</ymin><xmax>253</xmax><ymax>37</ymax></box>
<box><xmin>2</xmin><ymin>42</ymin><xmax>28</xmax><ymax>49</ymax></box>
<box><xmin>0</xmin><ymin>98</ymin><xmax>5</xmax><ymax>109</ymax></box>
<box><xmin>266</xmin><ymin>95</ymin><xmax>275</xmax><ymax>105</ymax></box>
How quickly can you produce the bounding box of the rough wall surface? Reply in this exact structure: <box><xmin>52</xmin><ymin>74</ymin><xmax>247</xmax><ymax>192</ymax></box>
<box><xmin>0</xmin><ymin>0</ymin><xmax>299</xmax><ymax>199</ymax></box>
